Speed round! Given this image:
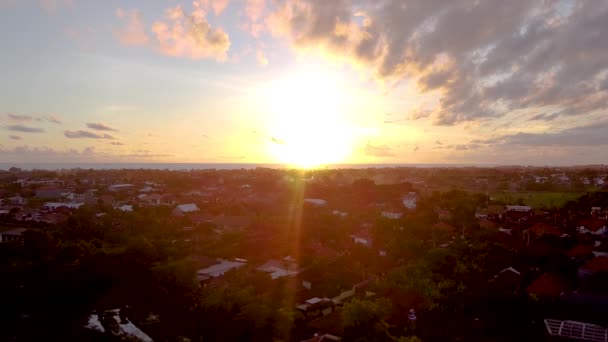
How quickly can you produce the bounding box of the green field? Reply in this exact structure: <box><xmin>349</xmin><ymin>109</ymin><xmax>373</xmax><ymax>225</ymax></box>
<box><xmin>490</xmin><ymin>191</ymin><xmax>585</xmax><ymax>209</ymax></box>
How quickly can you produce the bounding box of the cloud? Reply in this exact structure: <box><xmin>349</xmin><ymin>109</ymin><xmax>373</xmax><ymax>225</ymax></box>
<box><xmin>46</xmin><ymin>115</ymin><xmax>62</xmax><ymax>124</ymax></box>
<box><xmin>9</xmin><ymin>135</ymin><xmax>22</xmax><ymax>140</ymax></box>
<box><xmin>86</xmin><ymin>122</ymin><xmax>118</xmax><ymax>132</ymax></box>
<box><xmin>475</xmin><ymin>120</ymin><xmax>608</xmax><ymax>147</ymax></box>
<box><xmin>364</xmin><ymin>142</ymin><xmax>395</xmax><ymax>157</ymax></box>
<box><xmin>115</xmin><ymin>8</ymin><xmax>149</xmax><ymax>46</ymax></box>
<box><xmin>151</xmin><ymin>2</ymin><xmax>231</xmax><ymax>61</ymax></box>
<box><xmin>6</xmin><ymin>125</ymin><xmax>44</xmax><ymax>133</ymax></box>
<box><xmin>65</xmin><ymin>26</ymin><xmax>96</xmax><ymax>49</ymax></box>
<box><xmin>7</xmin><ymin>114</ymin><xmax>33</xmax><ymax>122</ymax></box>
<box><xmin>265</xmin><ymin>1</ymin><xmax>608</xmax><ymax>125</ymax></box>
<box><xmin>109</xmin><ymin>141</ymin><xmax>124</xmax><ymax>146</ymax></box>
<box><xmin>243</xmin><ymin>0</ymin><xmax>266</xmax><ymax>37</ymax></box>
<box><xmin>256</xmin><ymin>50</ymin><xmax>269</xmax><ymax>65</ymax></box>
<box><xmin>64</xmin><ymin>130</ymin><xmax>115</xmax><ymax>139</ymax></box>
<box><xmin>210</xmin><ymin>0</ymin><xmax>230</xmax><ymax>16</ymax></box>
<box><xmin>39</xmin><ymin>0</ymin><xmax>73</xmax><ymax>13</ymax></box>
<box><xmin>122</xmin><ymin>152</ymin><xmax>174</xmax><ymax>158</ymax></box>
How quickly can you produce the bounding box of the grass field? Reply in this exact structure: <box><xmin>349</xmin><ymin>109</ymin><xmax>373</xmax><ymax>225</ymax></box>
<box><xmin>490</xmin><ymin>191</ymin><xmax>585</xmax><ymax>209</ymax></box>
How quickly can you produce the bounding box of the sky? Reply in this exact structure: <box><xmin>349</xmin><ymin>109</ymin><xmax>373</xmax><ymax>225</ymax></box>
<box><xmin>0</xmin><ymin>0</ymin><xmax>607</xmax><ymax>166</ymax></box>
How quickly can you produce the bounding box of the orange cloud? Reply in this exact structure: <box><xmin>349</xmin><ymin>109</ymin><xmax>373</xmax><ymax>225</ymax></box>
<box><xmin>242</xmin><ymin>0</ymin><xmax>265</xmax><ymax>37</ymax></box>
<box><xmin>211</xmin><ymin>0</ymin><xmax>230</xmax><ymax>16</ymax></box>
<box><xmin>256</xmin><ymin>50</ymin><xmax>268</xmax><ymax>66</ymax></box>
<box><xmin>39</xmin><ymin>0</ymin><xmax>73</xmax><ymax>13</ymax></box>
<box><xmin>114</xmin><ymin>8</ymin><xmax>149</xmax><ymax>46</ymax></box>
<box><xmin>152</xmin><ymin>3</ymin><xmax>231</xmax><ymax>61</ymax></box>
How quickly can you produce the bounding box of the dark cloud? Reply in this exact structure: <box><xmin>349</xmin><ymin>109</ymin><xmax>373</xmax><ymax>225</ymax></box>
<box><xmin>6</xmin><ymin>125</ymin><xmax>44</xmax><ymax>133</ymax></box>
<box><xmin>109</xmin><ymin>141</ymin><xmax>124</xmax><ymax>146</ymax></box>
<box><xmin>364</xmin><ymin>142</ymin><xmax>395</xmax><ymax>157</ymax></box>
<box><xmin>46</xmin><ymin>115</ymin><xmax>62</xmax><ymax>124</ymax></box>
<box><xmin>64</xmin><ymin>130</ymin><xmax>115</xmax><ymax>139</ymax></box>
<box><xmin>474</xmin><ymin>120</ymin><xmax>608</xmax><ymax>147</ymax></box>
<box><xmin>86</xmin><ymin>122</ymin><xmax>118</xmax><ymax>131</ymax></box>
<box><xmin>268</xmin><ymin>1</ymin><xmax>608</xmax><ymax>125</ymax></box>
<box><xmin>7</xmin><ymin>114</ymin><xmax>33</xmax><ymax>122</ymax></box>
<box><xmin>9</xmin><ymin>135</ymin><xmax>22</xmax><ymax>140</ymax></box>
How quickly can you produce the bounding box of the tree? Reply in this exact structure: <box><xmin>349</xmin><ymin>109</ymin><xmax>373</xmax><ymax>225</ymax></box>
<box><xmin>342</xmin><ymin>299</ymin><xmax>392</xmax><ymax>342</ymax></box>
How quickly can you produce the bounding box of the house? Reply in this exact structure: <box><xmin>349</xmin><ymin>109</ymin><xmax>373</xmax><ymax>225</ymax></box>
<box><xmin>435</xmin><ymin>208</ymin><xmax>453</xmax><ymax>221</ymax></box>
<box><xmin>577</xmin><ymin>218</ymin><xmax>608</xmax><ymax>235</ymax></box>
<box><xmin>483</xmin><ymin>267</ymin><xmax>522</xmax><ymax>298</ymax></box>
<box><xmin>505</xmin><ymin>205</ymin><xmax>533</xmax><ymax>221</ymax></box>
<box><xmin>211</xmin><ymin>215</ymin><xmax>250</xmax><ymax>232</ymax></box>
<box><xmin>0</xmin><ymin>228</ymin><xmax>27</xmax><ymax>244</ymax></box>
<box><xmin>257</xmin><ymin>258</ymin><xmax>300</xmax><ymax>279</ymax></box>
<box><xmin>85</xmin><ymin>308</ymin><xmax>153</xmax><ymax>342</ymax></box>
<box><xmin>141</xmin><ymin>194</ymin><xmax>162</xmax><ymax>206</ymax></box>
<box><xmin>402</xmin><ymin>192</ymin><xmax>418</xmax><ymax>210</ymax></box>
<box><xmin>487</xmin><ymin>205</ymin><xmax>505</xmax><ymax>220</ymax></box>
<box><xmin>529</xmin><ymin>222</ymin><xmax>561</xmax><ymax>237</ymax></box>
<box><xmin>117</xmin><ymin>204</ymin><xmax>134</xmax><ymax>212</ymax></box>
<box><xmin>381</xmin><ymin>211</ymin><xmax>403</xmax><ymax>219</ymax></box>
<box><xmin>108</xmin><ymin>183</ymin><xmax>134</xmax><ymax>192</ymax></box>
<box><xmin>578</xmin><ymin>256</ymin><xmax>608</xmax><ymax>292</ymax></box>
<box><xmin>297</xmin><ymin>297</ymin><xmax>335</xmax><ymax>320</ymax></box>
<box><xmin>161</xmin><ymin>194</ymin><xmax>177</xmax><ymax>206</ymax></box>
<box><xmin>7</xmin><ymin>196</ymin><xmax>26</xmax><ymax>206</ymax></box>
<box><xmin>172</xmin><ymin>203</ymin><xmax>200</xmax><ymax>216</ymax></box>
<box><xmin>197</xmin><ymin>259</ymin><xmax>246</xmax><ymax>283</ymax></box>
<box><xmin>527</xmin><ymin>272</ymin><xmax>566</xmax><ymax>298</ymax></box>
<box><xmin>350</xmin><ymin>229</ymin><xmax>373</xmax><ymax>247</ymax></box>
<box><xmin>307</xmin><ymin>308</ymin><xmax>344</xmax><ymax>341</ymax></box>
<box><xmin>304</xmin><ymin>198</ymin><xmax>327</xmax><ymax>206</ymax></box>
<box><xmin>35</xmin><ymin>188</ymin><xmax>65</xmax><ymax>199</ymax></box>
<box><xmin>43</xmin><ymin>202</ymin><xmax>85</xmax><ymax>211</ymax></box>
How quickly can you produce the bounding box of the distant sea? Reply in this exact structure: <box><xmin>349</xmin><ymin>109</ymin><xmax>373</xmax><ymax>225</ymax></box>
<box><xmin>0</xmin><ymin>162</ymin><xmax>491</xmax><ymax>171</ymax></box>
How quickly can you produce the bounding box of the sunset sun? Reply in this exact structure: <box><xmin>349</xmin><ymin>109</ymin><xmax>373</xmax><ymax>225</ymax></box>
<box><xmin>265</xmin><ymin>66</ymin><xmax>355</xmax><ymax>168</ymax></box>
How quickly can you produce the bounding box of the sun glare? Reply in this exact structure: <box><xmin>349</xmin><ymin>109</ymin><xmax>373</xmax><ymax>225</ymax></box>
<box><xmin>265</xmin><ymin>66</ymin><xmax>355</xmax><ymax>168</ymax></box>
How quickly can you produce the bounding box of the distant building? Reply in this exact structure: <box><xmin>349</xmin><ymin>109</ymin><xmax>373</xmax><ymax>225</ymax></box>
<box><xmin>304</xmin><ymin>198</ymin><xmax>327</xmax><ymax>206</ymax></box>
<box><xmin>0</xmin><ymin>228</ymin><xmax>27</xmax><ymax>244</ymax></box>
<box><xmin>505</xmin><ymin>205</ymin><xmax>533</xmax><ymax>220</ymax></box>
<box><xmin>43</xmin><ymin>202</ymin><xmax>85</xmax><ymax>211</ymax></box>
<box><xmin>172</xmin><ymin>203</ymin><xmax>200</xmax><ymax>216</ymax></box>
<box><xmin>108</xmin><ymin>184</ymin><xmax>134</xmax><ymax>192</ymax></box>
<box><xmin>35</xmin><ymin>188</ymin><xmax>65</xmax><ymax>199</ymax></box>
<box><xmin>257</xmin><ymin>258</ymin><xmax>300</xmax><ymax>279</ymax></box>
<box><xmin>381</xmin><ymin>211</ymin><xmax>403</xmax><ymax>219</ymax></box>
<box><xmin>402</xmin><ymin>192</ymin><xmax>418</xmax><ymax>210</ymax></box>
<box><xmin>197</xmin><ymin>259</ymin><xmax>246</xmax><ymax>283</ymax></box>
<box><xmin>350</xmin><ymin>229</ymin><xmax>373</xmax><ymax>248</ymax></box>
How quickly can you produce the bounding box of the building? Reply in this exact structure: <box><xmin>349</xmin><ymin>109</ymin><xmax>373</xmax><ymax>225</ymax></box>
<box><xmin>505</xmin><ymin>205</ymin><xmax>533</xmax><ymax>221</ymax></box>
<box><xmin>402</xmin><ymin>192</ymin><xmax>418</xmax><ymax>210</ymax></box>
<box><xmin>197</xmin><ymin>259</ymin><xmax>246</xmax><ymax>283</ymax></box>
<box><xmin>0</xmin><ymin>228</ymin><xmax>27</xmax><ymax>244</ymax></box>
<box><xmin>108</xmin><ymin>184</ymin><xmax>134</xmax><ymax>192</ymax></box>
<box><xmin>211</xmin><ymin>215</ymin><xmax>250</xmax><ymax>232</ymax></box>
<box><xmin>304</xmin><ymin>198</ymin><xmax>327</xmax><ymax>206</ymax></box>
<box><xmin>350</xmin><ymin>229</ymin><xmax>373</xmax><ymax>248</ymax></box>
<box><xmin>172</xmin><ymin>203</ymin><xmax>200</xmax><ymax>216</ymax></box>
<box><xmin>43</xmin><ymin>202</ymin><xmax>85</xmax><ymax>211</ymax></box>
<box><xmin>381</xmin><ymin>211</ymin><xmax>403</xmax><ymax>219</ymax></box>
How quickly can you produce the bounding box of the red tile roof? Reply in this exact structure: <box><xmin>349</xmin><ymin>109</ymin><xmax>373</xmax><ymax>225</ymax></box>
<box><xmin>527</xmin><ymin>273</ymin><xmax>564</xmax><ymax>297</ymax></box>
<box><xmin>577</xmin><ymin>218</ymin><xmax>607</xmax><ymax>232</ymax></box>
<box><xmin>529</xmin><ymin>222</ymin><xmax>561</xmax><ymax>236</ymax></box>
<box><xmin>580</xmin><ymin>256</ymin><xmax>608</xmax><ymax>273</ymax></box>
<box><xmin>566</xmin><ymin>244</ymin><xmax>595</xmax><ymax>258</ymax></box>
